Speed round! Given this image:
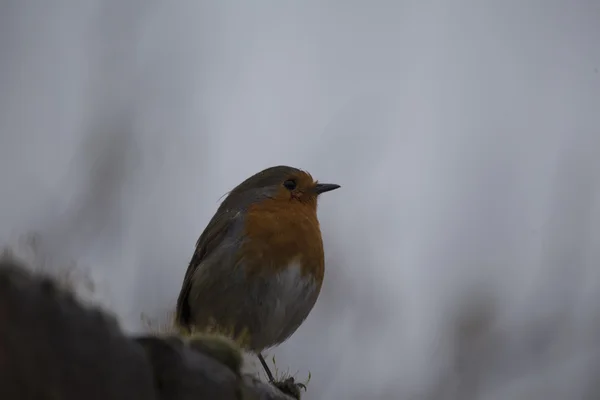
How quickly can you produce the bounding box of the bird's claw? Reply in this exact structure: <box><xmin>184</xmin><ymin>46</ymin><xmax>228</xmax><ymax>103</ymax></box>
<box><xmin>272</xmin><ymin>376</ymin><xmax>306</xmax><ymax>399</ymax></box>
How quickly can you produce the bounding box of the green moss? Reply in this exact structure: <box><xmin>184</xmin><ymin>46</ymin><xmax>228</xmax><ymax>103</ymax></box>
<box><xmin>186</xmin><ymin>333</ymin><xmax>244</xmax><ymax>376</ymax></box>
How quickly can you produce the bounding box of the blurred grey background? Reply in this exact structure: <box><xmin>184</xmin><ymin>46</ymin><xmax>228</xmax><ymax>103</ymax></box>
<box><xmin>1</xmin><ymin>1</ymin><xmax>599</xmax><ymax>399</ymax></box>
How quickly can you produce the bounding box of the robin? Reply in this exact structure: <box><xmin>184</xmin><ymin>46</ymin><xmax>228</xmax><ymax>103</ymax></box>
<box><xmin>175</xmin><ymin>165</ymin><xmax>340</xmax><ymax>389</ymax></box>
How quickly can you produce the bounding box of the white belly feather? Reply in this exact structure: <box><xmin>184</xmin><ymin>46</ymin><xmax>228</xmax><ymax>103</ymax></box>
<box><xmin>256</xmin><ymin>260</ymin><xmax>320</xmax><ymax>348</ymax></box>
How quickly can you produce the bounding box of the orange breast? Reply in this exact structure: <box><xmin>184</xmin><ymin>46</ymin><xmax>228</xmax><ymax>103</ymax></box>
<box><xmin>242</xmin><ymin>198</ymin><xmax>325</xmax><ymax>283</ymax></box>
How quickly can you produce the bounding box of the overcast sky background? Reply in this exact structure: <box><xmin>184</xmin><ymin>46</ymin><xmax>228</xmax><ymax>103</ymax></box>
<box><xmin>1</xmin><ymin>1</ymin><xmax>599</xmax><ymax>399</ymax></box>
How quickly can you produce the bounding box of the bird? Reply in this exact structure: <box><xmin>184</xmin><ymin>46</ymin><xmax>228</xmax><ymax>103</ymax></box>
<box><xmin>175</xmin><ymin>165</ymin><xmax>340</xmax><ymax>386</ymax></box>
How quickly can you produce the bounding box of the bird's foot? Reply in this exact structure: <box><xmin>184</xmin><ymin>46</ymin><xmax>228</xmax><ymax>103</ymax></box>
<box><xmin>271</xmin><ymin>376</ymin><xmax>306</xmax><ymax>400</ymax></box>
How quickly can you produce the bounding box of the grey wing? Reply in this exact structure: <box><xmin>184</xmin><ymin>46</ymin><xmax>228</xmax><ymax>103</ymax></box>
<box><xmin>175</xmin><ymin>209</ymin><xmax>243</xmax><ymax>330</ymax></box>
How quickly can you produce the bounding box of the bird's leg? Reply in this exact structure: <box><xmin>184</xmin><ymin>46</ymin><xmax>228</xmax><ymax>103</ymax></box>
<box><xmin>257</xmin><ymin>353</ymin><xmax>276</xmax><ymax>382</ymax></box>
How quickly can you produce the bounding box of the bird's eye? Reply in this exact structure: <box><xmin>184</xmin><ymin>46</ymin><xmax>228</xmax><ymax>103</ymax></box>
<box><xmin>283</xmin><ymin>179</ymin><xmax>297</xmax><ymax>190</ymax></box>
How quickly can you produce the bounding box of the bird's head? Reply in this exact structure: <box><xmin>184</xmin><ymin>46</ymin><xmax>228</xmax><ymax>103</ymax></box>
<box><xmin>225</xmin><ymin>165</ymin><xmax>340</xmax><ymax>210</ymax></box>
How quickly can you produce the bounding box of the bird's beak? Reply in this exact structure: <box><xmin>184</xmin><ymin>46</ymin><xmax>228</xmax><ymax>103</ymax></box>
<box><xmin>313</xmin><ymin>183</ymin><xmax>341</xmax><ymax>195</ymax></box>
